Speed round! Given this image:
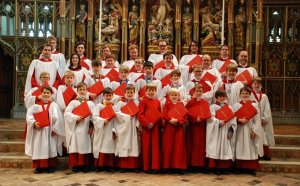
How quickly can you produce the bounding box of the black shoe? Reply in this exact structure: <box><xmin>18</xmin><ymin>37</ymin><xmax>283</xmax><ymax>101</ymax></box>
<box><xmin>46</xmin><ymin>167</ymin><xmax>55</xmax><ymax>173</ymax></box>
<box><xmin>249</xmin><ymin>170</ymin><xmax>257</xmax><ymax>176</ymax></box>
<box><xmin>82</xmin><ymin>166</ymin><xmax>90</xmax><ymax>173</ymax></box>
<box><xmin>72</xmin><ymin>166</ymin><xmax>79</xmax><ymax>173</ymax></box>
<box><xmin>146</xmin><ymin>170</ymin><xmax>152</xmax><ymax>174</ymax></box>
<box><xmin>177</xmin><ymin>170</ymin><xmax>184</xmax><ymax>175</ymax></box>
<box><xmin>134</xmin><ymin>169</ymin><xmax>141</xmax><ymax>173</ymax></box>
<box><xmin>109</xmin><ymin>168</ymin><xmax>115</xmax><ymax>173</ymax></box>
<box><xmin>95</xmin><ymin>167</ymin><xmax>103</xmax><ymax>172</ymax></box>
<box><xmin>213</xmin><ymin>170</ymin><xmax>221</xmax><ymax>175</ymax></box>
<box><xmin>262</xmin><ymin>156</ymin><xmax>271</xmax><ymax>161</ymax></box>
<box><xmin>34</xmin><ymin>168</ymin><xmax>43</xmax><ymax>174</ymax></box>
<box><xmin>119</xmin><ymin>168</ymin><xmax>125</xmax><ymax>173</ymax></box>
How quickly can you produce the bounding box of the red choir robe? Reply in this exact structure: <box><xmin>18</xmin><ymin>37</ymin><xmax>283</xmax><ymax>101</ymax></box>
<box><xmin>137</xmin><ymin>96</ymin><xmax>162</xmax><ymax>171</ymax></box>
<box><xmin>185</xmin><ymin>98</ymin><xmax>210</xmax><ymax>167</ymax></box>
<box><xmin>162</xmin><ymin>101</ymin><xmax>187</xmax><ymax>170</ymax></box>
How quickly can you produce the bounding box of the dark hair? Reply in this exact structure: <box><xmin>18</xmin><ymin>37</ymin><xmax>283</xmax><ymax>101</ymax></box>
<box><xmin>92</xmin><ymin>59</ymin><xmax>102</xmax><ymax>67</ymax></box>
<box><xmin>163</xmin><ymin>51</ymin><xmax>173</xmax><ymax>59</ymax></box>
<box><xmin>69</xmin><ymin>53</ymin><xmax>81</xmax><ymax>68</ymax></box>
<box><xmin>41</xmin><ymin>85</ymin><xmax>53</xmax><ymax>94</ymax></box>
<box><xmin>43</xmin><ymin>43</ymin><xmax>52</xmax><ymax>50</ymax></box>
<box><xmin>125</xmin><ymin>84</ymin><xmax>136</xmax><ymax>92</ymax></box>
<box><xmin>143</xmin><ymin>61</ymin><xmax>154</xmax><ymax>68</ymax></box>
<box><xmin>170</xmin><ymin>69</ymin><xmax>181</xmax><ymax>77</ymax></box>
<box><xmin>103</xmin><ymin>87</ymin><xmax>114</xmax><ymax>95</ymax></box>
<box><xmin>220</xmin><ymin>44</ymin><xmax>229</xmax><ymax>50</ymax></box>
<box><xmin>76</xmin><ymin>82</ymin><xmax>87</xmax><ymax>89</ymax></box>
<box><xmin>215</xmin><ymin>90</ymin><xmax>227</xmax><ymax>99</ymax></box>
<box><xmin>239</xmin><ymin>86</ymin><xmax>251</xmax><ymax>94</ymax></box>
<box><xmin>188</xmin><ymin>40</ymin><xmax>200</xmax><ymax>54</ymax></box>
<box><xmin>76</xmin><ymin>42</ymin><xmax>85</xmax><ymax>49</ymax></box>
<box><xmin>105</xmin><ymin>54</ymin><xmax>115</xmax><ymax>60</ymax></box>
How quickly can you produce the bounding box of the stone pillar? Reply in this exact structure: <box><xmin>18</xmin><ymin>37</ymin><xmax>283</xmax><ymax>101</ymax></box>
<box><xmin>246</xmin><ymin>0</ymin><xmax>253</xmax><ymax>63</ymax></box>
<box><xmin>69</xmin><ymin>0</ymin><xmax>76</xmax><ymax>56</ymax></box>
<box><xmin>175</xmin><ymin>0</ymin><xmax>182</xmax><ymax>59</ymax></box>
<box><xmin>59</xmin><ymin>0</ymin><xmax>66</xmax><ymax>55</ymax></box>
<box><xmin>193</xmin><ymin>0</ymin><xmax>200</xmax><ymax>42</ymax></box>
<box><xmin>121</xmin><ymin>0</ymin><xmax>129</xmax><ymax>62</ymax></box>
<box><xmin>255</xmin><ymin>0</ymin><xmax>263</xmax><ymax>71</ymax></box>
<box><xmin>87</xmin><ymin>0</ymin><xmax>94</xmax><ymax>59</ymax></box>
<box><xmin>228</xmin><ymin>0</ymin><xmax>234</xmax><ymax>58</ymax></box>
<box><xmin>139</xmin><ymin>0</ymin><xmax>146</xmax><ymax>59</ymax></box>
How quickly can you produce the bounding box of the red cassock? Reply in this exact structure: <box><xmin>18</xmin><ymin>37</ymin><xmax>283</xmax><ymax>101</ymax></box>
<box><xmin>162</xmin><ymin>101</ymin><xmax>187</xmax><ymax>170</ymax></box>
<box><xmin>185</xmin><ymin>98</ymin><xmax>209</xmax><ymax>167</ymax></box>
<box><xmin>137</xmin><ymin>97</ymin><xmax>162</xmax><ymax>171</ymax></box>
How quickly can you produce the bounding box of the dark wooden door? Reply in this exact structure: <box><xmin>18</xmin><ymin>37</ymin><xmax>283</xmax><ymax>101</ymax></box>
<box><xmin>0</xmin><ymin>46</ymin><xmax>13</xmax><ymax>118</ymax></box>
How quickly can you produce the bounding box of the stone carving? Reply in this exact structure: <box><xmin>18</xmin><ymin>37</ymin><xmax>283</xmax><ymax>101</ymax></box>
<box><xmin>200</xmin><ymin>5</ymin><xmax>221</xmax><ymax>46</ymax></box>
<box><xmin>96</xmin><ymin>0</ymin><xmax>122</xmax><ymax>44</ymax></box>
<box><xmin>235</xmin><ymin>7</ymin><xmax>246</xmax><ymax>47</ymax></box>
<box><xmin>76</xmin><ymin>4</ymin><xmax>87</xmax><ymax>42</ymax></box>
<box><xmin>182</xmin><ymin>7</ymin><xmax>193</xmax><ymax>46</ymax></box>
<box><xmin>147</xmin><ymin>0</ymin><xmax>174</xmax><ymax>45</ymax></box>
<box><xmin>128</xmin><ymin>5</ymin><xmax>139</xmax><ymax>45</ymax></box>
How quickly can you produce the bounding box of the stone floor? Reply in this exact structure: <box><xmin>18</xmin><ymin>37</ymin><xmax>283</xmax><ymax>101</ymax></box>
<box><xmin>0</xmin><ymin>169</ymin><xmax>299</xmax><ymax>186</ymax></box>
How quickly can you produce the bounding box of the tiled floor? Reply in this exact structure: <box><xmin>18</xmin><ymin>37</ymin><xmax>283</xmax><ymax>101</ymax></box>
<box><xmin>0</xmin><ymin>169</ymin><xmax>299</xmax><ymax>186</ymax></box>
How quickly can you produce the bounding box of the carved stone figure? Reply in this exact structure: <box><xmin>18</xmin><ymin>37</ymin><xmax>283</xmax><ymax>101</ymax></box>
<box><xmin>182</xmin><ymin>7</ymin><xmax>193</xmax><ymax>46</ymax></box>
<box><xmin>235</xmin><ymin>7</ymin><xmax>246</xmax><ymax>47</ymax></box>
<box><xmin>76</xmin><ymin>4</ymin><xmax>87</xmax><ymax>42</ymax></box>
<box><xmin>156</xmin><ymin>0</ymin><xmax>173</xmax><ymax>25</ymax></box>
<box><xmin>128</xmin><ymin>5</ymin><xmax>139</xmax><ymax>45</ymax></box>
<box><xmin>100</xmin><ymin>2</ymin><xmax>122</xmax><ymax>44</ymax></box>
<box><xmin>147</xmin><ymin>0</ymin><xmax>174</xmax><ymax>45</ymax></box>
<box><xmin>200</xmin><ymin>6</ymin><xmax>220</xmax><ymax>46</ymax></box>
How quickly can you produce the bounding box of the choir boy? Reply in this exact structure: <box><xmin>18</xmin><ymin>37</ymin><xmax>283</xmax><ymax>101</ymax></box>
<box><xmin>64</xmin><ymin>82</ymin><xmax>95</xmax><ymax>173</ymax></box>
<box><xmin>128</xmin><ymin>57</ymin><xmax>144</xmax><ymax>82</ymax></box>
<box><xmin>135</xmin><ymin>61</ymin><xmax>163</xmax><ymax>100</ymax></box>
<box><xmin>86</xmin><ymin>59</ymin><xmax>110</xmax><ymax>104</ymax></box>
<box><xmin>233</xmin><ymin>86</ymin><xmax>263</xmax><ymax>176</ymax></box>
<box><xmin>251</xmin><ymin>77</ymin><xmax>275</xmax><ymax>160</ymax></box>
<box><xmin>114</xmin><ymin>84</ymin><xmax>141</xmax><ymax>172</ymax></box>
<box><xmin>137</xmin><ymin>83</ymin><xmax>162</xmax><ymax>173</ymax></box>
<box><xmin>185</xmin><ymin>84</ymin><xmax>210</xmax><ymax>172</ymax></box>
<box><xmin>24</xmin><ymin>72</ymin><xmax>57</xmax><ymax>109</ymax></box>
<box><xmin>206</xmin><ymin>90</ymin><xmax>237</xmax><ymax>175</ymax></box>
<box><xmin>56</xmin><ymin>70</ymin><xmax>77</xmax><ymax>112</ymax></box>
<box><xmin>25</xmin><ymin>86</ymin><xmax>64</xmax><ymax>174</ymax></box>
<box><xmin>162</xmin><ymin>88</ymin><xmax>187</xmax><ymax>174</ymax></box>
<box><xmin>215</xmin><ymin>64</ymin><xmax>244</xmax><ymax>106</ymax></box>
<box><xmin>92</xmin><ymin>87</ymin><xmax>118</xmax><ymax>172</ymax></box>
<box><xmin>186</xmin><ymin>64</ymin><xmax>214</xmax><ymax>103</ymax></box>
<box><xmin>161</xmin><ymin>69</ymin><xmax>188</xmax><ymax>106</ymax></box>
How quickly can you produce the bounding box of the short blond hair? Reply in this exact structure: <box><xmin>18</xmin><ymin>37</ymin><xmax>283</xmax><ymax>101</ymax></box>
<box><xmin>194</xmin><ymin>84</ymin><xmax>203</xmax><ymax>91</ymax></box>
<box><xmin>145</xmin><ymin>83</ymin><xmax>157</xmax><ymax>91</ymax></box>
<box><xmin>119</xmin><ymin>65</ymin><xmax>129</xmax><ymax>72</ymax></box>
<box><xmin>168</xmin><ymin>88</ymin><xmax>180</xmax><ymax>95</ymax></box>
<box><xmin>64</xmin><ymin>70</ymin><xmax>75</xmax><ymax>78</ymax></box>
<box><xmin>47</xmin><ymin>35</ymin><xmax>57</xmax><ymax>42</ymax></box>
<box><xmin>226</xmin><ymin>63</ymin><xmax>238</xmax><ymax>72</ymax></box>
<box><xmin>39</xmin><ymin>72</ymin><xmax>50</xmax><ymax>79</ymax></box>
<box><xmin>252</xmin><ymin>76</ymin><xmax>262</xmax><ymax>84</ymax></box>
<box><xmin>129</xmin><ymin>45</ymin><xmax>138</xmax><ymax>51</ymax></box>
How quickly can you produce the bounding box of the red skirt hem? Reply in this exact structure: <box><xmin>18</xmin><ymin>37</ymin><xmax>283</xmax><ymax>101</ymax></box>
<box><xmin>236</xmin><ymin>159</ymin><xmax>259</xmax><ymax>170</ymax></box>
<box><xmin>69</xmin><ymin>153</ymin><xmax>90</xmax><ymax>167</ymax></box>
<box><xmin>94</xmin><ymin>153</ymin><xmax>115</xmax><ymax>167</ymax></box>
<box><xmin>32</xmin><ymin>157</ymin><xmax>57</xmax><ymax>168</ymax></box>
<box><xmin>118</xmin><ymin>156</ymin><xmax>140</xmax><ymax>169</ymax></box>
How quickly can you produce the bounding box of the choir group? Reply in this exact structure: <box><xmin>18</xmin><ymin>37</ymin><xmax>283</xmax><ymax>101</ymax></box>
<box><xmin>24</xmin><ymin>36</ymin><xmax>275</xmax><ymax>176</ymax></box>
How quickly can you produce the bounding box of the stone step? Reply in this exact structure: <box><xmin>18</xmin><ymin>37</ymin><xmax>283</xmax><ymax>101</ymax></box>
<box><xmin>274</xmin><ymin>135</ymin><xmax>300</xmax><ymax>146</ymax></box>
<box><xmin>0</xmin><ymin>141</ymin><xmax>24</xmax><ymax>153</ymax></box>
<box><xmin>0</xmin><ymin>129</ymin><xmax>24</xmax><ymax>140</ymax></box>
<box><xmin>259</xmin><ymin>159</ymin><xmax>300</xmax><ymax>174</ymax></box>
<box><xmin>270</xmin><ymin>146</ymin><xmax>300</xmax><ymax>159</ymax></box>
<box><xmin>0</xmin><ymin>153</ymin><xmax>68</xmax><ymax>169</ymax></box>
